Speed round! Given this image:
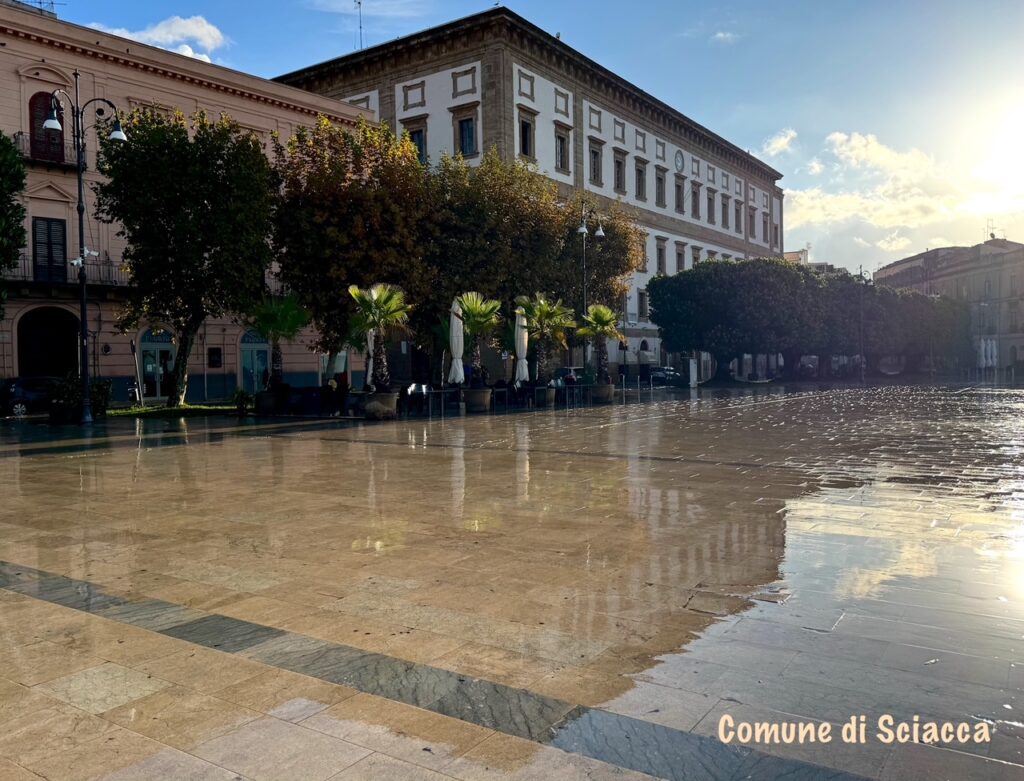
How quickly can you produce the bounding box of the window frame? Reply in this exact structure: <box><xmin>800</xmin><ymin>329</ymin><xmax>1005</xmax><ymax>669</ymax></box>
<box><xmin>613</xmin><ymin>148</ymin><xmax>628</xmax><ymax>195</ymax></box>
<box><xmin>450</xmin><ymin>102</ymin><xmax>480</xmax><ymax>159</ymax></box>
<box><xmin>654</xmin><ymin>166</ymin><xmax>667</xmax><ymax>208</ymax></box>
<box><xmin>553</xmin><ymin>122</ymin><xmax>571</xmax><ymax>174</ymax></box>
<box><xmin>588</xmin><ymin>136</ymin><xmax>605</xmax><ymax>186</ymax></box>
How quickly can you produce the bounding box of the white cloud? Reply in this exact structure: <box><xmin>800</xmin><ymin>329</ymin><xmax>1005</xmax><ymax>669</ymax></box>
<box><xmin>89</xmin><ymin>16</ymin><xmax>226</xmax><ymax>62</ymax></box>
<box><xmin>806</xmin><ymin>158</ymin><xmax>824</xmax><ymax>176</ymax></box>
<box><xmin>875</xmin><ymin>232</ymin><xmax>912</xmax><ymax>252</ymax></box>
<box><xmin>310</xmin><ymin>0</ymin><xmax>428</xmax><ymax>18</ymax></box>
<box><xmin>853</xmin><ymin>237</ymin><xmax>871</xmax><ymax>248</ymax></box>
<box><xmin>763</xmin><ymin>128</ymin><xmax>797</xmax><ymax>157</ymax></box>
<box><xmin>709</xmin><ymin>31</ymin><xmax>739</xmax><ymax>44</ymax></box>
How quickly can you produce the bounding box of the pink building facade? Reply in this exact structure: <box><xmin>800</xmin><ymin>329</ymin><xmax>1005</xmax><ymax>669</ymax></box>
<box><xmin>0</xmin><ymin>3</ymin><xmax>369</xmax><ymax>403</ymax></box>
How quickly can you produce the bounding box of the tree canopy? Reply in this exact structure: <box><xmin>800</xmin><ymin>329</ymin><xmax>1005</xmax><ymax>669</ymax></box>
<box><xmin>649</xmin><ymin>258</ymin><xmax>971</xmax><ymax>376</ymax></box>
<box><xmin>0</xmin><ymin>131</ymin><xmax>26</xmax><ymax>319</ymax></box>
<box><xmin>96</xmin><ymin>110</ymin><xmax>276</xmax><ymax>406</ymax></box>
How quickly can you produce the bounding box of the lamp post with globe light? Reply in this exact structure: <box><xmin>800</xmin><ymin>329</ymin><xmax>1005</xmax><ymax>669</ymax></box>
<box><xmin>43</xmin><ymin>70</ymin><xmax>127</xmax><ymax>424</ymax></box>
<box><xmin>577</xmin><ymin>207</ymin><xmax>604</xmax><ymax>367</ymax></box>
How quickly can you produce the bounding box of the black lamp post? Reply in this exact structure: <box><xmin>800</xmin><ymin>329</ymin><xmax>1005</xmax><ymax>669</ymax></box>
<box><xmin>44</xmin><ymin>70</ymin><xmax>127</xmax><ymax>424</ymax></box>
<box><xmin>577</xmin><ymin>207</ymin><xmax>604</xmax><ymax>366</ymax></box>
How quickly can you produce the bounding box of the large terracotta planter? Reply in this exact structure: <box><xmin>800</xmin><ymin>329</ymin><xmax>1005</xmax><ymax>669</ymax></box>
<box><xmin>364</xmin><ymin>392</ymin><xmax>399</xmax><ymax>420</ymax></box>
<box><xmin>592</xmin><ymin>383</ymin><xmax>615</xmax><ymax>403</ymax></box>
<box><xmin>535</xmin><ymin>387</ymin><xmax>556</xmax><ymax>407</ymax></box>
<box><xmin>463</xmin><ymin>388</ymin><xmax>492</xmax><ymax>413</ymax></box>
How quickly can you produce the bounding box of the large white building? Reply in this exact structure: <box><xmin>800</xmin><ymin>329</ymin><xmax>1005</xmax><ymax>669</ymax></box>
<box><xmin>278</xmin><ymin>7</ymin><xmax>785</xmax><ymax>372</ymax></box>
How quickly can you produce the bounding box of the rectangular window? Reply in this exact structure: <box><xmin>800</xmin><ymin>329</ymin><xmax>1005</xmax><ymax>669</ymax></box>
<box><xmin>707</xmin><ymin>165</ymin><xmax>716</xmax><ymax>183</ymax></box>
<box><xmin>691</xmin><ymin>246</ymin><xmax>702</xmax><ymax>265</ymax></box>
<box><xmin>749</xmin><ymin>206</ymin><xmax>757</xmax><ymax>236</ymax></box>
<box><xmin>773</xmin><ymin>223</ymin><xmax>779</xmax><ymax>247</ymax></box>
<box><xmin>458</xmin><ymin>117</ymin><xmax>476</xmax><ymax>156</ymax></box>
<box><xmin>674</xmin><ymin>177</ymin><xmax>685</xmax><ymax>213</ymax></box>
<box><xmin>409</xmin><ymin>128</ymin><xmax>426</xmax><ymax>164</ymax></box>
<box><xmin>1012</xmin><ymin>272</ymin><xmax>1018</xmax><ymax>295</ymax></box>
<box><xmin>638</xmin><ymin>289</ymin><xmax>649</xmax><ymax>321</ymax></box>
<box><xmin>589</xmin><ymin>141</ymin><xmax>603</xmax><ymax>185</ymax></box>
<box><xmin>519</xmin><ymin>115</ymin><xmax>535</xmax><ymax>159</ymax></box>
<box><xmin>722</xmin><ymin>172</ymin><xmax>730</xmax><ymax>189</ymax></box>
<box><xmin>635</xmin><ymin>163</ymin><xmax>647</xmax><ymax>200</ymax></box>
<box><xmin>31</xmin><ymin>216</ymin><xmax>67</xmax><ymax>283</ymax></box>
<box><xmin>706</xmin><ymin>191</ymin><xmax>716</xmax><ymax>224</ymax></box>
<box><xmin>656</xmin><ymin>241</ymin><xmax>666</xmax><ymax>274</ymax></box>
<box><xmin>554</xmin><ymin>129</ymin><xmax>569</xmax><ymax>173</ymax></box>
<box><xmin>721</xmin><ymin>196</ymin><xmax>729</xmax><ymax>229</ymax></box>
<box><xmin>676</xmin><ymin>248</ymin><xmax>685</xmax><ymax>273</ymax></box>
<box><xmin>735</xmin><ymin>202</ymin><xmax>742</xmax><ymax>234</ymax></box>
<box><xmin>691</xmin><ymin>183</ymin><xmax>700</xmax><ymax>219</ymax></box>
<box><xmin>655</xmin><ymin>169</ymin><xmax>666</xmax><ymax>207</ymax></box>
<box><xmin>614</xmin><ymin>151</ymin><xmax>627</xmax><ymax>194</ymax></box>
<box><xmin>207</xmin><ymin>347</ymin><xmax>223</xmax><ymax>369</ymax></box>
<box><xmin>762</xmin><ymin>213</ymin><xmax>769</xmax><ymax>241</ymax></box>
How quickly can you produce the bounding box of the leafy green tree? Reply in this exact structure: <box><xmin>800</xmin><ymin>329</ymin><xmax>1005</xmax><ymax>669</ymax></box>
<box><xmin>96</xmin><ymin>111</ymin><xmax>275</xmax><ymax>407</ymax></box>
<box><xmin>515</xmin><ymin>293</ymin><xmax>575</xmax><ymax>382</ymax></box>
<box><xmin>348</xmin><ymin>283</ymin><xmax>412</xmax><ymax>392</ymax></box>
<box><xmin>274</xmin><ymin>118</ymin><xmax>431</xmax><ymax>357</ymax></box>
<box><xmin>577</xmin><ymin>303</ymin><xmax>623</xmax><ymax>383</ymax></box>
<box><xmin>456</xmin><ymin>291</ymin><xmax>502</xmax><ymax>385</ymax></box>
<box><xmin>246</xmin><ymin>292</ymin><xmax>311</xmax><ymax>388</ymax></box>
<box><xmin>0</xmin><ymin>131</ymin><xmax>26</xmax><ymax>318</ymax></box>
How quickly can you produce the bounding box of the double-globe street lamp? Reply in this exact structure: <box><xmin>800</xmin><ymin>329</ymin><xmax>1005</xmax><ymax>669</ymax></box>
<box><xmin>576</xmin><ymin>208</ymin><xmax>604</xmax><ymax>367</ymax></box>
<box><xmin>43</xmin><ymin>70</ymin><xmax>127</xmax><ymax>424</ymax></box>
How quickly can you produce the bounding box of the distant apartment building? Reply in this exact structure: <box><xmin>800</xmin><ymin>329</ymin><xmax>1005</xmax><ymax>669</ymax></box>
<box><xmin>0</xmin><ymin>2</ymin><xmax>368</xmax><ymax>401</ymax></box>
<box><xmin>875</xmin><ymin>238</ymin><xmax>1024</xmax><ymax>370</ymax></box>
<box><xmin>277</xmin><ymin>7</ymin><xmax>785</xmax><ymax>372</ymax></box>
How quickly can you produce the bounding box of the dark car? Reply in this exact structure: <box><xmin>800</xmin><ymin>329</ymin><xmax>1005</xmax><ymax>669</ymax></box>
<box><xmin>651</xmin><ymin>366</ymin><xmax>685</xmax><ymax>386</ymax></box>
<box><xmin>1</xmin><ymin>376</ymin><xmax>58</xmax><ymax>417</ymax></box>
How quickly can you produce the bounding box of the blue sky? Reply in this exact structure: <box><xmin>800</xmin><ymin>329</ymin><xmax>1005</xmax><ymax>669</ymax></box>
<box><xmin>59</xmin><ymin>0</ymin><xmax>1024</xmax><ymax>273</ymax></box>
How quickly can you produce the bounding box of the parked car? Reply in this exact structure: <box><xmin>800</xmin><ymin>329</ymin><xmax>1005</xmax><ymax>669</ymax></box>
<box><xmin>651</xmin><ymin>366</ymin><xmax>685</xmax><ymax>386</ymax></box>
<box><xmin>1</xmin><ymin>376</ymin><xmax>58</xmax><ymax>417</ymax></box>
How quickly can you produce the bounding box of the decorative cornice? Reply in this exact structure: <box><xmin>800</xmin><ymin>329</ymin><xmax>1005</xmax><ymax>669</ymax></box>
<box><xmin>0</xmin><ymin>12</ymin><xmax>362</xmax><ymax>126</ymax></box>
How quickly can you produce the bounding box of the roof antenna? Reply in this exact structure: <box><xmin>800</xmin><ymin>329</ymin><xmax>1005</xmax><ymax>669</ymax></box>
<box><xmin>355</xmin><ymin>0</ymin><xmax>364</xmax><ymax>50</ymax></box>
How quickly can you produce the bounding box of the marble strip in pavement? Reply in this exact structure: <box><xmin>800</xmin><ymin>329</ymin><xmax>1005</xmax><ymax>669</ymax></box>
<box><xmin>0</xmin><ymin>559</ymin><xmax>869</xmax><ymax>781</ymax></box>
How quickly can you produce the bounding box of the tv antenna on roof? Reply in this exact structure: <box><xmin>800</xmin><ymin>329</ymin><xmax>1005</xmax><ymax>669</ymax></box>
<box><xmin>355</xmin><ymin>0</ymin><xmax>364</xmax><ymax>50</ymax></box>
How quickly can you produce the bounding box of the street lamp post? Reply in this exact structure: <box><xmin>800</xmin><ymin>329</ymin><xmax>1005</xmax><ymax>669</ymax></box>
<box><xmin>577</xmin><ymin>207</ymin><xmax>604</xmax><ymax>367</ymax></box>
<box><xmin>43</xmin><ymin>70</ymin><xmax>126</xmax><ymax>425</ymax></box>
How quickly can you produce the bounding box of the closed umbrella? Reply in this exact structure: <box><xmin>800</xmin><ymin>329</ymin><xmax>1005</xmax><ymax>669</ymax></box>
<box><xmin>514</xmin><ymin>307</ymin><xmax>529</xmax><ymax>383</ymax></box>
<box><xmin>448</xmin><ymin>299</ymin><xmax>465</xmax><ymax>385</ymax></box>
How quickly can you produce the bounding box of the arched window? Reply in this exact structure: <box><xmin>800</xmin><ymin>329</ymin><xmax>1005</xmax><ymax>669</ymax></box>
<box><xmin>29</xmin><ymin>91</ymin><xmax>64</xmax><ymax>163</ymax></box>
<box><xmin>639</xmin><ymin>339</ymin><xmax>650</xmax><ymax>352</ymax></box>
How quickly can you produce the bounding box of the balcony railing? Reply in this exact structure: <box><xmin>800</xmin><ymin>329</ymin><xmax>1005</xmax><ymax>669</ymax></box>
<box><xmin>2</xmin><ymin>253</ymin><xmax>130</xmax><ymax>287</ymax></box>
<box><xmin>13</xmin><ymin>131</ymin><xmax>77</xmax><ymax>168</ymax></box>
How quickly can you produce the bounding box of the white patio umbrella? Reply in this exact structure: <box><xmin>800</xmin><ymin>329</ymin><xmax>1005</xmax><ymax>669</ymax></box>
<box><xmin>448</xmin><ymin>299</ymin><xmax>465</xmax><ymax>385</ymax></box>
<box><xmin>514</xmin><ymin>307</ymin><xmax>530</xmax><ymax>383</ymax></box>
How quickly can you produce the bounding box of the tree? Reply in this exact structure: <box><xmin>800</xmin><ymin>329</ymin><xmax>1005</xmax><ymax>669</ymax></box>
<box><xmin>348</xmin><ymin>283</ymin><xmax>412</xmax><ymax>392</ymax></box>
<box><xmin>0</xmin><ymin>131</ymin><xmax>26</xmax><ymax>319</ymax></box>
<box><xmin>515</xmin><ymin>293</ymin><xmax>575</xmax><ymax>382</ymax></box>
<box><xmin>577</xmin><ymin>304</ymin><xmax>624</xmax><ymax>383</ymax></box>
<box><xmin>96</xmin><ymin>111</ymin><xmax>275</xmax><ymax>407</ymax></box>
<box><xmin>456</xmin><ymin>291</ymin><xmax>502</xmax><ymax>386</ymax></box>
<box><xmin>246</xmin><ymin>292</ymin><xmax>311</xmax><ymax>388</ymax></box>
<box><xmin>274</xmin><ymin>118</ymin><xmax>431</xmax><ymax>358</ymax></box>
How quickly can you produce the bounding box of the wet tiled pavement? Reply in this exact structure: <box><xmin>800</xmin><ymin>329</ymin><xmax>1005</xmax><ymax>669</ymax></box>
<box><xmin>0</xmin><ymin>386</ymin><xmax>1022</xmax><ymax>779</ymax></box>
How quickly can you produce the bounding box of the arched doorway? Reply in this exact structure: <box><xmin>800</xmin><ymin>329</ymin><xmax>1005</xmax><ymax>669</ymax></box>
<box><xmin>139</xmin><ymin>328</ymin><xmax>175</xmax><ymax>399</ymax></box>
<box><xmin>18</xmin><ymin>306</ymin><xmax>78</xmax><ymax>378</ymax></box>
<box><xmin>240</xmin><ymin>330</ymin><xmax>270</xmax><ymax>394</ymax></box>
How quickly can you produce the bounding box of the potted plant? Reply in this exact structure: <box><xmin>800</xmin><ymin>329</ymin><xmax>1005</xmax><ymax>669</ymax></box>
<box><xmin>48</xmin><ymin>374</ymin><xmax>112</xmax><ymax>423</ymax></box>
<box><xmin>231</xmin><ymin>388</ymin><xmax>254</xmax><ymax>417</ymax></box>
<box><xmin>515</xmin><ymin>292</ymin><xmax>576</xmax><ymax>407</ymax></box>
<box><xmin>577</xmin><ymin>303</ymin><xmax>623</xmax><ymax>402</ymax></box>
<box><xmin>348</xmin><ymin>283</ymin><xmax>412</xmax><ymax>419</ymax></box>
<box><xmin>246</xmin><ymin>292</ymin><xmax>311</xmax><ymax>414</ymax></box>
<box><xmin>457</xmin><ymin>291</ymin><xmax>502</xmax><ymax>413</ymax></box>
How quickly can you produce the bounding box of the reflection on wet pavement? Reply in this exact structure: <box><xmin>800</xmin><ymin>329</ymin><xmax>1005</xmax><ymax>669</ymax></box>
<box><xmin>0</xmin><ymin>386</ymin><xmax>1022</xmax><ymax>779</ymax></box>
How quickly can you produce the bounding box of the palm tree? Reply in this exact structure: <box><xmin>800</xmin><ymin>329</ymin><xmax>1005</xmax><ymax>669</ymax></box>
<box><xmin>515</xmin><ymin>293</ymin><xmax>576</xmax><ymax>382</ymax></box>
<box><xmin>457</xmin><ymin>291</ymin><xmax>502</xmax><ymax>386</ymax></box>
<box><xmin>348</xmin><ymin>283</ymin><xmax>412</xmax><ymax>391</ymax></box>
<box><xmin>577</xmin><ymin>303</ymin><xmax>623</xmax><ymax>383</ymax></box>
<box><xmin>247</xmin><ymin>293</ymin><xmax>311</xmax><ymax>388</ymax></box>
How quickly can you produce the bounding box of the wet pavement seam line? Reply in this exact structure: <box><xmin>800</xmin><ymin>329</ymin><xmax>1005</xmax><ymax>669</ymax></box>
<box><xmin>0</xmin><ymin>559</ymin><xmax>871</xmax><ymax>781</ymax></box>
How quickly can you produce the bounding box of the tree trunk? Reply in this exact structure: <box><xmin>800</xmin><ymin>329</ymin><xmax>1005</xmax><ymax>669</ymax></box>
<box><xmin>598</xmin><ymin>337</ymin><xmax>609</xmax><ymax>382</ymax></box>
<box><xmin>535</xmin><ymin>342</ymin><xmax>547</xmax><ymax>382</ymax></box>
<box><xmin>167</xmin><ymin>328</ymin><xmax>195</xmax><ymax>408</ymax></box>
<box><xmin>372</xmin><ymin>331</ymin><xmax>389</xmax><ymax>391</ymax></box>
<box><xmin>271</xmin><ymin>337</ymin><xmax>284</xmax><ymax>387</ymax></box>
